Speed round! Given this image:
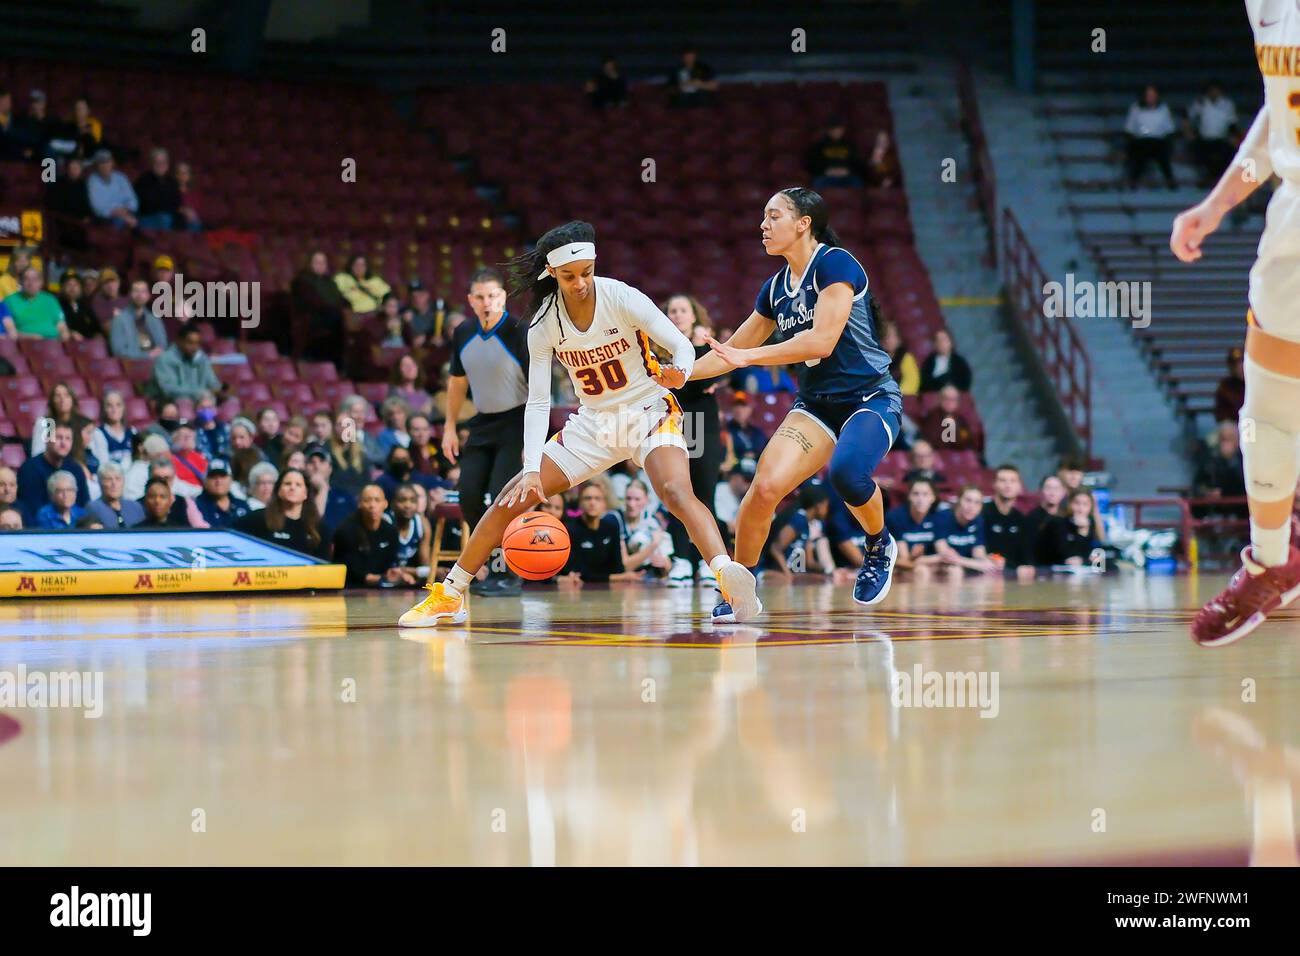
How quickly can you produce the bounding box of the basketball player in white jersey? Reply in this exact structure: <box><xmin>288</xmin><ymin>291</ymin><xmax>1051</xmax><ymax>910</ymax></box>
<box><xmin>1171</xmin><ymin>0</ymin><xmax>1300</xmax><ymax>645</ymax></box>
<box><xmin>399</xmin><ymin>221</ymin><xmax>760</xmax><ymax>626</ymax></box>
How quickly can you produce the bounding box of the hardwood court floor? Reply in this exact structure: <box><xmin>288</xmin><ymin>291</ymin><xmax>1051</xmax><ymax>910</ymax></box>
<box><xmin>0</xmin><ymin>572</ymin><xmax>1297</xmax><ymax>866</ymax></box>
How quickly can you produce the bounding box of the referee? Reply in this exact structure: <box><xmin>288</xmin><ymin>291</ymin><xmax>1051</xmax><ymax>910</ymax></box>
<box><xmin>442</xmin><ymin>267</ymin><xmax>529</xmax><ymax>596</ymax></box>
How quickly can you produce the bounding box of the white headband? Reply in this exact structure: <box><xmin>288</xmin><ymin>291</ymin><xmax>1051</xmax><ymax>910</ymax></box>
<box><xmin>538</xmin><ymin>242</ymin><xmax>597</xmax><ymax>279</ymax></box>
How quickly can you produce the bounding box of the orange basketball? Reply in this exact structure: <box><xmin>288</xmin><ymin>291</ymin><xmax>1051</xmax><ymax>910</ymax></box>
<box><xmin>502</xmin><ymin>511</ymin><xmax>571</xmax><ymax>580</ymax></box>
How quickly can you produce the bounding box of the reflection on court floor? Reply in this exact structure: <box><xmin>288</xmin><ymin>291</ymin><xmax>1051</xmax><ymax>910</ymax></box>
<box><xmin>0</xmin><ymin>575</ymin><xmax>1295</xmax><ymax>865</ymax></box>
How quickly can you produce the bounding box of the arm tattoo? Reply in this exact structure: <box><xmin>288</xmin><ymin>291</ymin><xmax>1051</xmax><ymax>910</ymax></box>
<box><xmin>775</xmin><ymin>424</ymin><xmax>814</xmax><ymax>453</ymax></box>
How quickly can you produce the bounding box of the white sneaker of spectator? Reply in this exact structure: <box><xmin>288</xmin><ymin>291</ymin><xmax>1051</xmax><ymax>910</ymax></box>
<box><xmin>667</xmin><ymin>557</ymin><xmax>695</xmax><ymax>587</ymax></box>
<box><xmin>697</xmin><ymin>560</ymin><xmax>718</xmax><ymax>587</ymax></box>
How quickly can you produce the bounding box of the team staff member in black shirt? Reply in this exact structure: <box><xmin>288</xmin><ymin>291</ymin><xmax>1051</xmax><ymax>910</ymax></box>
<box><xmin>236</xmin><ymin>468</ymin><xmax>329</xmax><ymax>558</ymax></box>
<box><xmin>440</xmin><ymin>267</ymin><xmax>530</xmax><ymax>597</ymax></box>
<box><xmin>981</xmin><ymin>464</ymin><xmax>1035</xmax><ymax>580</ymax></box>
<box><xmin>332</xmin><ymin>484</ymin><xmax>410</xmax><ymax>587</ymax></box>
<box><xmin>1042</xmin><ymin>489</ymin><xmax>1104</xmax><ymax>567</ymax></box>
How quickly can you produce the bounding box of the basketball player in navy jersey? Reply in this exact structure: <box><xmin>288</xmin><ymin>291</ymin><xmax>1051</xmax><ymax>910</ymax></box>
<box><xmin>692</xmin><ymin>187</ymin><xmax>902</xmax><ymax>621</ymax></box>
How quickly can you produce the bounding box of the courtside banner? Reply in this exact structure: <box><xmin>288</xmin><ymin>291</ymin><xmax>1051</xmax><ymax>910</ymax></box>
<box><xmin>0</xmin><ymin>529</ymin><xmax>344</xmax><ymax>597</ymax></box>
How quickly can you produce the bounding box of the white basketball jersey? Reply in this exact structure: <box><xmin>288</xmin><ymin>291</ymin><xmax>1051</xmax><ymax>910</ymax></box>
<box><xmin>528</xmin><ymin>276</ymin><xmax>688</xmax><ymax>415</ymax></box>
<box><xmin>1249</xmin><ymin>0</ymin><xmax>1300</xmax><ymax>183</ymax></box>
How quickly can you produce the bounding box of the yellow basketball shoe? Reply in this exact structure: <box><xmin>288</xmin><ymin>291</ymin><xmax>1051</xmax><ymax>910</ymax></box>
<box><xmin>398</xmin><ymin>582</ymin><xmax>468</xmax><ymax>627</ymax></box>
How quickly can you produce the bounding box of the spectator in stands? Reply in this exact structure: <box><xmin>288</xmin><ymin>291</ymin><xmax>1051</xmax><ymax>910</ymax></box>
<box><xmin>136</xmin><ymin>477</ymin><xmax>186</xmax><ymax>528</ymax></box>
<box><xmin>405</xmin><ymin>281</ymin><xmax>440</xmax><ymax>347</ymax></box>
<box><xmin>28</xmin><ymin>381</ymin><xmax>90</xmax><ymax>456</ymax></box>
<box><xmin>715</xmin><ymin>461</ymin><xmax>754</xmax><ymax>538</ymax></box>
<box><xmin>244</xmin><ymin>461</ymin><xmax>278</xmax><ymax>511</ymax></box>
<box><xmin>110</xmin><ymin>279</ymin><xmax>167</xmax><ymax>359</ymax></box>
<box><xmin>726</xmin><ymin>393</ymin><xmax>768</xmax><ymax>460</ymax></box>
<box><xmin>282</xmin><ymin>448</ymin><xmax>308</xmax><ymax>474</ymax></box>
<box><xmin>1025</xmin><ymin>474</ymin><xmax>1069</xmax><ymax>565</ymax></box>
<box><xmin>0</xmin><ymin>466</ymin><xmax>19</xmax><ymax>521</ymax></box>
<box><xmin>5</xmin><ymin>267</ymin><xmax>69</xmax><ymax>340</ymax></box>
<box><xmin>866</xmin><ymin>130</ymin><xmax>901</xmax><ymax>189</ymax></box>
<box><xmin>934</xmin><ymin>485</ymin><xmax>999</xmax><ymax>575</ymax></box>
<box><xmin>57</xmin><ymin>271</ymin><xmax>98</xmax><ymax>340</ymax></box>
<box><xmin>329</xmin><ymin>408</ymin><xmax>371</xmax><ymax>497</ymax></box>
<box><xmin>70</xmin><ymin>420</ymin><xmax>102</xmax><ymax>495</ymax></box>
<box><xmin>237</xmin><ymin>468</ymin><xmax>327</xmax><ymax>557</ymax></box>
<box><xmin>919</xmin><ymin>329</ymin><xmax>972</xmax><ymax>393</ymax></box>
<box><xmin>173</xmin><ymin>162</ymin><xmax>203</xmax><ymax>231</ymax></box>
<box><xmin>586</xmin><ymin>55</ymin><xmax>629</xmax><ymax>110</ymax></box>
<box><xmin>886</xmin><ymin>478</ymin><xmax>943</xmax><ymax>571</ymax></box>
<box><xmin>332</xmin><ymin>484</ymin><xmax>409</xmax><ymax>587</ymax></box>
<box><xmin>88</xmin><ymin>389</ymin><xmax>136</xmax><ymax>469</ymax></box>
<box><xmin>33</xmin><ymin>471</ymin><xmax>84</xmax><ymax>529</ymax></box>
<box><xmin>1124</xmin><ymin>84</ymin><xmax>1178</xmax><ymax>189</ymax></box>
<box><xmin>18</xmin><ymin>423</ymin><xmax>90</xmax><ymax>515</ymax></box>
<box><xmin>193</xmin><ymin>458</ymin><xmax>250</xmax><ymax>529</ymax></box>
<box><xmin>1056</xmin><ymin>455</ymin><xmax>1086</xmax><ymax>494</ymax></box>
<box><xmin>982</xmin><ymin>464</ymin><xmax>1035</xmax><ymax>580</ymax></box>
<box><xmin>902</xmin><ymin>439</ymin><xmax>946</xmax><ymax>486</ymax></box>
<box><xmin>255</xmin><ymin>406</ymin><xmax>282</xmax><ymax>451</ymax></box>
<box><xmin>557</xmin><ymin>479</ymin><xmax>628</xmax><ymax>586</ymax></box>
<box><xmin>376</xmin><ymin>396</ymin><xmax>412</xmax><ymax>462</ymax></box>
<box><xmin>667</xmin><ymin>47</ymin><xmax>718</xmax><ymax>108</ymax></box>
<box><xmin>89</xmin><ymin>268</ymin><xmax>126</xmax><ymax>328</ymax></box>
<box><xmin>339</xmin><ymin>394</ymin><xmax>385</xmax><ymax>466</ymax></box>
<box><xmin>920</xmin><ymin>384</ymin><xmax>980</xmax><ymax>452</ymax></box>
<box><xmin>806</xmin><ymin>118</ymin><xmax>866</xmax><ymax>189</ymax></box>
<box><xmin>1214</xmin><ymin>345</ymin><xmax>1246</xmax><ymax>423</ymax></box>
<box><xmin>86</xmin><ymin>149</ymin><xmax>138</xmax><ymax>228</ymax></box>
<box><xmin>334</xmin><ymin>254</ymin><xmax>390</xmax><ymax>317</ymax></box>
<box><xmin>304</xmin><ymin>443</ymin><xmax>356</xmax><ymax>537</ymax></box>
<box><xmin>0</xmin><ymin>508</ymin><xmax>22</xmax><ymax>530</ymax></box>
<box><xmin>763</xmin><ymin>484</ymin><xmax>835</xmax><ymax>579</ymax></box>
<box><xmin>1186</xmin><ymin>82</ymin><xmax>1238</xmax><ymax>188</ymax></box>
<box><xmin>389</xmin><ymin>482</ymin><xmax>430</xmax><ymax>576</ymax></box>
<box><xmin>879</xmin><ymin>317</ymin><xmax>919</xmax><ymax>396</ymax></box>
<box><xmin>192</xmin><ymin>391</ymin><xmax>229</xmax><ymax>460</ymax></box>
<box><xmin>407</xmin><ymin>414</ymin><xmax>440</xmax><ymax>475</ymax></box>
<box><xmin>0</xmin><ymin>89</ymin><xmax>19</xmax><ymax>161</ymax></box>
<box><xmin>308</xmin><ymin>410</ymin><xmax>334</xmax><ymax>447</ymax></box>
<box><xmin>379</xmin><ymin>293</ymin><xmax>406</xmax><ymax>347</ymax></box>
<box><xmin>1193</xmin><ymin>420</ymin><xmax>1248</xmax><ymax>517</ymax></box>
<box><xmin>228</xmin><ymin>415</ymin><xmax>263</xmax><ymax>465</ymax></box>
<box><xmin>292</xmin><ymin>251</ymin><xmax>350</xmax><ymax>363</ymax></box>
<box><xmin>170</xmin><ymin>421</ymin><xmax>208</xmax><ymax>489</ymax></box>
<box><xmin>124</xmin><ymin>433</ymin><xmax>169</xmax><ymax>499</ymax></box>
<box><xmin>151</xmin><ymin>322</ymin><xmax>223</xmax><ymax>402</ymax></box>
<box><xmin>266</xmin><ymin>414</ymin><xmax>306</xmax><ymax>469</ymax></box>
<box><xmin>70</xmin><ymin>98</ymin><xmax>104</xmax><ymax>159</ymax></box>
<box><xmin>11</xmin><ymin>90</ymin><xmax>52</xmax><ymax>161</ymax></box>
<box><xmin>85</xmin><ymin>461</ymin><xmax>143</xmax><ymax>529</ymax></box>
<box><xmin>1041</xmin><ymin>489</ymin><xmax>1104</xmax><ymax>566</ymax></box>
<box><xmin>735</xmin><ymin>364</ymin><xmax>796</xmax><ymax>394</ymax></box>
<box><xmin>378</xmin><ymin>445</ymin><xmax>445</xmax><ymax>502</ymax></box>
<box><xmin>0</xmin><ymin>303</ymin><xmax>12</xmax><ymax>339</ymax></box>
<box><xmin>389</xmin><ymin>354</ymin><xmax>434</xmax><ymax>419</ymax></box>
<box><xmin>619</xmin><ymin>479</ymin><xmax>674</xmax><ymax>579</ymax></box>
<box><xmin>0</xmin><ymin>247</ymin><xmax>33</xmax><ymax>299</ymax></box>
<box><xmin>46</xmin><ymin>156</ymin><xmax>92</xmax><ymax>222</ymax></box>
<box><xmin>134</xmin><ymin>147</ymin><xmax>183</xmax><ymax>230</ymax></box>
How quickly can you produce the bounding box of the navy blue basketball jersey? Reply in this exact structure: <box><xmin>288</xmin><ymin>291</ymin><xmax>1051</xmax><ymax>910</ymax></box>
<box><xmin>754</xmin><ymin>244</ymin><xmax>898</xmax><ymax>402</ymax></box>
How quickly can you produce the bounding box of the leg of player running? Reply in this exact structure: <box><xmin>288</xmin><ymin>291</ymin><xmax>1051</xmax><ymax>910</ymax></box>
<box><xmin>399</xmin><ymin>455</ymin><xmax>572</xmax><ymax>626</ymax></box>
<box><xmin>732</xmin><ymin>412</ymin><xmax>834</xmax><ymax>567</ymax></box>
<box><xmin>828</xmin><ymin>407</ymin><xmax>899</xmax><ymax>605</ymax></box>
<box><xmin>1193</xmin><ymin>325</ymin><xmax>1300</xmax><ymax>646</ymax></box>
<box><xmin>643</xmin><ymin>444</ymin><xmax>762</xmax><ymax>621</ymax></box>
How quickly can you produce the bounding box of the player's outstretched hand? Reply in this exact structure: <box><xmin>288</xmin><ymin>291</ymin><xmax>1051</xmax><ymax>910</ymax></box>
<box><xmin>651</xmin><ymin>364</ymin><xmax>687</xmax><ymax>389</ymax></box>
<box><xmin>500</xmin><ymin>471</ymin><xmax>544</xmax><ymax>509</ymax></box>
<box><xmin>703</xmin><ymin>334</ymin><xmax>750</xmax><ymax>370</ymax></box>
<box><xmin>1170</xmin><ymin>201</ymin><xmax>1224</xmax><ymax>263</ymax></box>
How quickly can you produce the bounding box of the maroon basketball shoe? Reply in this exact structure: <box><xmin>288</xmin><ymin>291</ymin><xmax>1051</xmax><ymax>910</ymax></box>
<box><xmin>1192</xmin><ymin>545</ymin><xmax>1300</xmax><ymax>647</ymax></box>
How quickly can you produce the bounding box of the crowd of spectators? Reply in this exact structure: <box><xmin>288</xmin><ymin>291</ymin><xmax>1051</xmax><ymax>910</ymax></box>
<box><xmin>1122</xmin><ymin>81</ymin><xmax>1242</xmax><ymax>189</ymax></box>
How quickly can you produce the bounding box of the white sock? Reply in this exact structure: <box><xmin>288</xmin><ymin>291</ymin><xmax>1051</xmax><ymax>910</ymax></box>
<box><xmin>708</xmin><ymin>554</ymin><xmax>731</xmax><ymax>574</ymax></box>
<box><xmin>444</xmin><ymin>563</ymin><xmax>474</xmax><ymax>595</ymax></box>
<box><xmin>1250</xmin><ymin>521</ymin><xmax>1290</xmax><ymax>568</ymax></box>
